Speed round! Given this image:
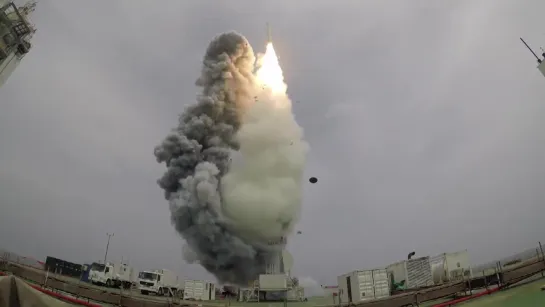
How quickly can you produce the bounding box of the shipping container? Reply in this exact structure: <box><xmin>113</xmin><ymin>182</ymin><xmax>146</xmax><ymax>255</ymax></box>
<box><xmin>258</xmin><ymin>274</ymin><xmax>287</xmax><ymax>290</ymax></box>
<box><xmin>337</xmin><ymin>269</ymin><xmax>390</xmax><ymax>303</ymax></box>
<box><xmin>44</xmin><ymin>256</ymin><xmax>82</xmax><ymax>278</ymax></box>
<box><xmin>184</xmin><ymin>280</ymin><xmax>216</xmax><ymax>300</ymax></box>
<box><xmin>431</xmin><ymin>250</ymin><xmax>472</xmax><ymax>284</ymax></box>
<box><xmin>387</xmin><ymin>256</ymin><xmax>433</xmax><ymax>290</ymax></box>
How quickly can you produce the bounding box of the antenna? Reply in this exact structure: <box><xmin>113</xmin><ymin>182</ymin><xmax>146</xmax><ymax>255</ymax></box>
<box><xmin>520</xmin><ymin>37</ymin><xmax>542</xmax><ymax>63</ymax></box>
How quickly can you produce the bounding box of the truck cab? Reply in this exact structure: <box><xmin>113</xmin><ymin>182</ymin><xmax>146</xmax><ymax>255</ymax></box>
<box><xmin>89</xmin><ymin>262</ymin><xmax>133</xmax><ymax>289</ymax></box>
<box><xmin>89</xmin><ymin>263</ymin><xmax>108</xmax><ymax>285</ymax></box>
<box><xmin>138</xmin><ymin>269</ymin><xmax>180</xmax><ymax>297</ymax></box>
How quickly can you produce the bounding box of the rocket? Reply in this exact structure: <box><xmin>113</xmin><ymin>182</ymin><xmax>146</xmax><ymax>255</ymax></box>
<box><xmin>266</xmin><ymin>22</ymin><xmax>272</xmax><ymax>42</ymax></box>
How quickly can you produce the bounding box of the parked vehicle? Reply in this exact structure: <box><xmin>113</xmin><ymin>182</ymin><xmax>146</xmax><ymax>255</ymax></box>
<box><xmin>138</xmin><ymin>269</ymin><xmax>180</xmax><ymax>296</ymax></box>
<box><xmin>89</xmin><ymin>262</ymin><xmax>133</xmax><ymax>289</ymax></box>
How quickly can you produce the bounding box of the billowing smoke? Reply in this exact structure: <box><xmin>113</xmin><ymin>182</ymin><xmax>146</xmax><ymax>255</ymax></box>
<box><xmin>154</xmin><ymin>31</ymin><xmax>308</xmax><ymax>285</ymax></box>
<box><xmin>298</xmin><ymin>276</ymin><xmax>322</xmax><ymax>297</ymax></box>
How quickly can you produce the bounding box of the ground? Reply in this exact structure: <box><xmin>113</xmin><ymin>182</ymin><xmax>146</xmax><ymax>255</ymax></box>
<box><xmin>12</xmin><ymin>264</ymin><xmax>545</xmax><ymax>307</ymax></box>
<box><xmin>457</xmin><ymin>278</ymin><xmax>544</xmax><ymax>307</ymax></box>
<box><xmin>419</xmin><ymin>276</ymin><xmax>545</xmax><ymax>307</ymax></box>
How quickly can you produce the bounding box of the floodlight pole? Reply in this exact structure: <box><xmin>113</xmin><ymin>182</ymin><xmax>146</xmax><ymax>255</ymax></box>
<box><xmin>103</xmin><ymin>233</ymin><xmax>114</xmax><ymax>264</ymax></box>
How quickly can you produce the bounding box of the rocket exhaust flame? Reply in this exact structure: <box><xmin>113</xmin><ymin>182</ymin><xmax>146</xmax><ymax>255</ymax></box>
<box><xmin>256</xmin><ymin>42</ymin><xmax>287</xmax><ymax>96</ymax></box>
<box><xmin>154</xmin><ymin>32</ymin><xmax>308</xmax><ymax>285</ymax></box>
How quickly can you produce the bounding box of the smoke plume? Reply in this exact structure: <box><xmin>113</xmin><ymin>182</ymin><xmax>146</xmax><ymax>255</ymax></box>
<box><xmin>154</xmin><ymin>32</ymin><xmax>308</xmax><ymax>285</ymax></box>
<box><xmin>298</xmin><ymin>276</ymin><xmax>323</xmax><ymax>297</ymax></box>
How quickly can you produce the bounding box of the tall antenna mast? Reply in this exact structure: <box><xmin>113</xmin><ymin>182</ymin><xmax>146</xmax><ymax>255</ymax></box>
<box><xmin>520</xmin><ymin>37</ymin><xmax>541</xmax><ymax>63</ymax></box>
<box><xmin>520</xmin><ymin>37</ymin><xmax>545</xmax><ymax>78</ymax></box>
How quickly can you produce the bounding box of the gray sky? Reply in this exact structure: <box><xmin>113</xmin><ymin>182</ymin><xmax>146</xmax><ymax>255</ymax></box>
<box><xmin>1</xmin><ymin>0</ymin><xmax>545</xmax><ymax>286</ymax></box>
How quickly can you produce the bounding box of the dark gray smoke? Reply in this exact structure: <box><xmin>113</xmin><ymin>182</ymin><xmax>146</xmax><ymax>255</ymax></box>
<box><xmin>154</xmin><ymin>32</ymin><xmax>269</xmax><ymax>285</ymax></box>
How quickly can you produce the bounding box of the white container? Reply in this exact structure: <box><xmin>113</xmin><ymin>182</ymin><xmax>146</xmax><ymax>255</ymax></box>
<box><xmin>183</xmin><ymin>279</ymin><xmax>216</xmax><ymax>300</ymax></box>
<box><xmin>259</xmin><ymin>274</ymin><xmax>287</xmax><ymax>290</ymax></box>
<box><xmin>431</xmin><ymin>250</ymin><xmax>472</xmax><ymax>284</ymax></box>
<box><xmin>387</xmin><ymin>257</ymin><xmax>433</xmax><ymax>289</ymax></box>
<box><xmin>337</xmin><ymin>269</ymin><xmax>390</xmax><ymax>303</ymax></box>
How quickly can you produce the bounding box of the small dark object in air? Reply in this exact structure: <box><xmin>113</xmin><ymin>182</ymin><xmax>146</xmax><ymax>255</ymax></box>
<box><xmin>309</xmin><ymin>177</ymin><xmax>318</xmax><ymax>184</ymax></box>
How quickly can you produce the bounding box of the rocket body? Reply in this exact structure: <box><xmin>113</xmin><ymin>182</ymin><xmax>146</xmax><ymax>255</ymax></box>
<box><xmin>267</xmin><ymin>23</ymin><xmax>272</xmax><ymax>42</ymax></box>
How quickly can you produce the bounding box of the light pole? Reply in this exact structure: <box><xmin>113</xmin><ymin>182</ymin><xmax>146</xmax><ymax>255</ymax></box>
<box><xmin>104</xmin><ymin>233</ymin><xmax>114</xmax><ymax>264</ymax></box>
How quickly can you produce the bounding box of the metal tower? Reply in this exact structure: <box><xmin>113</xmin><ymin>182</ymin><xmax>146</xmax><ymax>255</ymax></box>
<box><xmin>265</xmin><ymin>236</ymin><xmax>287</xmax><ymax>274</ymax></box>
<box><xmin>0</xmin><ymin>0</ymin><xmax>36</xmax><ymax>88</ymax></box>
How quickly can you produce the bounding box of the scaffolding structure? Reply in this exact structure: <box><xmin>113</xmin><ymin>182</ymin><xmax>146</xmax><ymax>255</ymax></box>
<box><xmin>237</xmin><ymin>236</ymin><xmax>305</xmax><ymax>303</ymax></box>
<box><xmin>0</xmin><ymin>0</ymin><xmax>36</xmax><ymax>87</ymax></box>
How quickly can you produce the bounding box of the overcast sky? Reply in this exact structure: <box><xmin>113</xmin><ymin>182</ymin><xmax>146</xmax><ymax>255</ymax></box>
<box><xmin>1</xmin><ymin>0</ymin><xmax>545</xmax><ymax>286</ymax></box>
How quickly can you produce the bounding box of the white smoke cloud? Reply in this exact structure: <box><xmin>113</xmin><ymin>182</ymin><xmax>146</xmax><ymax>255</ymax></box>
<box><xmin>221</xmin><ymin>66</ymin><xmax>308</xmax><ymax>244</ymax></box>
<box><xmin>154</xmin><ymin>32</ymin><xmax>308</xmax><ymax>285</ymax></box>
<box><xmin>298</xmin><ymin>276</ymin><xmax>323</xmax><ymax>297</ymax></box>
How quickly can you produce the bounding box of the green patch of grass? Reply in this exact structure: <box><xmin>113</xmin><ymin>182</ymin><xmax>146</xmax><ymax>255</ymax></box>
<box><xmin>456</xmin><ymin>279</ymin><xmax>544</xmax><ymax>307</ymax></box>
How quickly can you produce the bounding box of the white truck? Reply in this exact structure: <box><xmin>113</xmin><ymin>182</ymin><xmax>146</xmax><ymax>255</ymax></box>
<box><xmin>138</xmin><ymin>269</ymin><xmax>181</xmax><ymax>296</ymax></box>
<box><xmin>183</xmin><ymin>279</ymin><xmax>216</xmax><ymax>301</ymax></box>
<box><xmin>89</xmin><ymin>262</ymin><xmax>134</xmax><ymax>289</ymax></box>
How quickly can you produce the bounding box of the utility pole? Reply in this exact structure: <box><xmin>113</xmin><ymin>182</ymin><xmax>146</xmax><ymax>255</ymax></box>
<box><xmin>104</xmin><ymin>233</ymin><xmax>114</xmax><ymax>264</ymax></box>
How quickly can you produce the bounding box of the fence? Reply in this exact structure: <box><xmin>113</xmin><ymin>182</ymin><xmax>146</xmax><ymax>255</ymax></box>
<box><xmin>0</xmin><ymin>250</ymin><xmax>43</xmax><ymax>270</ymax></box>
<box><xmin>470</xmin><ymin>241</ymin><xmax>545</xmax><ymax>281</ymax></box>
<box><xmin>2</xmin><ymin>242</ymin><xmax>545</xmax><ymax>307</ymax></box>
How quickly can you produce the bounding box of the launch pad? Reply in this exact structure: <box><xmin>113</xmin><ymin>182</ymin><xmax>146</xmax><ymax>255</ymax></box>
<box><xmin>239</xmin><ymin>247</ymin><xmax>304</xmax><ymax>303</ymax></box>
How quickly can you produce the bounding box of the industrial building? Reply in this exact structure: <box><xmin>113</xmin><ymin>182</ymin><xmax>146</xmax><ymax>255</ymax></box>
<box><xmin>0</xmin><ymin>0</ymin><xmax>35</xmax><ymax>88</ymax></box>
